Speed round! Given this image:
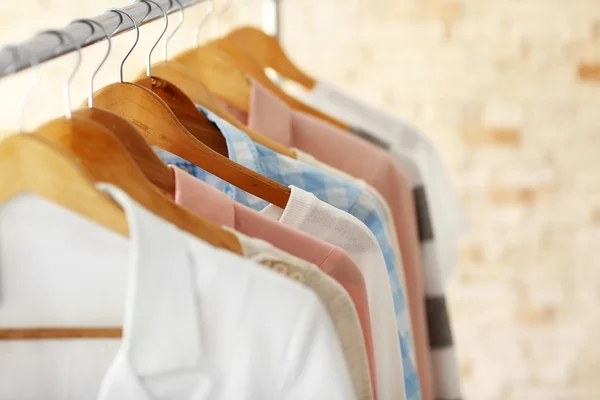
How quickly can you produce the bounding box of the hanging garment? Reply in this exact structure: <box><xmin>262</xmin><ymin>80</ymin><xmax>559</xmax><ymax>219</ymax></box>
<box><xmin>167</xmin><ymin>164</ymin><xmax>377</xmax><ymax>394</ymax></box>
<box><xmin>155</xmin><ymin>108</ymin><xmax>418</xmax><ymax>400</ymax></box>
<box><xmin>219</xmin><ymin>78</ymin><xmax>431</xmax><ymax>400</ymax></box>
<box><xmin>231</xmin><ymin>231</ymin><xmax>374</xmax><ymax>400</ymax></box>
<box><xmin>300</xmin><ymin>149</ymin><xmax>462</xmax><ymax>400</ymax></box>
<box><xmin>294</xmin><ymin>82</ymin><xmax>465</xmax><ymax>400</ymax></box>
<box><xmin>261</xmin><ymin>185</ymin><xmax>411</xmax><ymax>400</ymax></box>
<box><xmin>297</xmin><ymin>80</ymin><xmax>467</xmax><ymax>282</ymax></box>
<box><xmin>0</xmin><ymin>185</ymin><xmax>355</xmax><ymax>400</ymax></box>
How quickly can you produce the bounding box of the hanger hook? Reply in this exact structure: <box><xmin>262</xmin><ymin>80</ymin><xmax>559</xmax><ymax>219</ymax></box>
<box><xmin>164</xmin><ymin>0</ymin><xmax>184</xmax><ymax>61</ymax></box>
<box><xmin>216</xmin><ymin>0</ymin><xmax>234</xmax><ymax>35</ymax></box>
<box><xmin>0</xmin><ymin>45</ymin><xmax>41</xmax><ymax>132</ymax></box>
<box><xmin>135</xmin><ymin>0</ymin><xmax>169</xmax><ymax>76</ymax></box>
<box><xmin>195</xmin><ymin>0</ymin><xmax>215</xmax><ymax>46</ymax></box>
<box><xmin>103</xmin><ymin>8</ymin><xmax>139</xmax><ymax>83</ymax></box>
<box><xmin>36</xmin><ymin>29</ymin><xmax>81</xmax><ymax>119</ymax></box>
<box><xmin>68</xmin><ymin>19</ymin><xmax>112</xmax><ymax>108</ymax></box>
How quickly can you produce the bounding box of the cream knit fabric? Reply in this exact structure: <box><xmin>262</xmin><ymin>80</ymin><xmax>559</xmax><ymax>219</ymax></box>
<box><xmin>230</xmin><ymin>230</ymin><xmax>373</xmax><ymax>400</ymax></box>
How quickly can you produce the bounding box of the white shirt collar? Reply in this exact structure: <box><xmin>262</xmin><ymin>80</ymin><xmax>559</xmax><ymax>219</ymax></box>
<box><xmin>95</xmin><ymin>184</ymin><xmax>207</xmax><ymax>400</ymax></box>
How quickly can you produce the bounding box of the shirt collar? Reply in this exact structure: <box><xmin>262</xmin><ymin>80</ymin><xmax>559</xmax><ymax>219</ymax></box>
<box><xmin>197</xmin><ymin>105</ymin><xmax>266</xmax><ymax>177</ymax></box>
<box><xmin>155</xmin><ymin>109</ymin><xmax>362</xmax><ymax>214</ymax></box>
<box><xmin>170</xmin><ymin>165</ymin><xmax>235</xmax><ymax>228</ymax></box>
<box><xmin>245</xmin><ymin>78</ymin><xmax>293</xmax><ymax>147</ymax></box>
<box><xmin>96</xmin><ymin>184</ymin><xmax>207</xmax><ymax>400</ymax></box>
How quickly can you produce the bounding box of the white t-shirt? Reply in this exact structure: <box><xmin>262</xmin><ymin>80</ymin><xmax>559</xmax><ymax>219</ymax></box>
<box><xmin>0</xmin><ymin>185</ymin><xmax>355</xmax><ymax>400</ymax></box>
<box><xmin>261</xmin><ymin>185</ymin><xmax>406</xmax><ymax>400</ymax></box>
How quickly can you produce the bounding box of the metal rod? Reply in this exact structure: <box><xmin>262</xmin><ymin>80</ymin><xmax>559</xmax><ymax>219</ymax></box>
<box><xmin>261</xmin><ymin>0</ymin><xmax>282</xmax><ymax>39</ymax></box>
<box><xmin>0</xmin><ymin>0</ymin><xmax>207</xmax><ymax>79</ymax></box>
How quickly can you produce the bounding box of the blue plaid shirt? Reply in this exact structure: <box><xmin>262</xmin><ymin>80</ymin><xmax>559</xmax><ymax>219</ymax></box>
<box><xmin>157</xmin><ymin>106</ymin><xmax>421</xmax><ymax>400</ymax></box>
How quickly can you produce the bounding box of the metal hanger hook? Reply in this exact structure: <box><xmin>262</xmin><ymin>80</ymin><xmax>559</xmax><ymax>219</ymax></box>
<box><xmin>103</xmin><ymin>8</ymin><xmax>139</xmax><ymax>83</ymax></box>
<box><xmin>135</xmin><ymin>0</ymin><xmax>169</xmax><ymax>76</ymax></box>
<box><xmin>36</xmin><ymin>29</ymin><xmax>82</xmax><ymax>119</ymax></box>
<box><xmin>68</xmin><ymin>19</ymin><xmax>112</xmax><ymax>108</ymax></box>
<box><xmin>195</xmin><ymin>0</ymin><xmax>215</xmax><ymax>46</ymax></box>
<box><xmin>164</xmin><ymin>0</ymin><xmax>184</xmax><ymax>61</ymax></box>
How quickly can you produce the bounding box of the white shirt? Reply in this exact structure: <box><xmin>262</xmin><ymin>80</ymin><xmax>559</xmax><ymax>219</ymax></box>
<box><xmin>0</xmin><ymin>185</ymin><xmax>355</xmax><ymax>400</ymax></box>
<box><xmin>294</xmin><ymin>80</ymin><xmax>467</xmax><ymax>279</ymax></box>
<box><xmin>261</xmin><ymin>186</ymin><xmax>406</xmax><ymax>400</ymax></box>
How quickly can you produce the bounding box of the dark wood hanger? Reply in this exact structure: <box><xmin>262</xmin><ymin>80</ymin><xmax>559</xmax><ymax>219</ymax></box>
<box><xmin>72</xmin><ymin>107</ymin><xmax>175</xmax><ymax>196</ymax></box>
<box><xmin>88</xmin><ymin>81</ymin><xmax>291</xmax><ymax>209</ymax></box>
<box><xmin>134</xmin><ymin>64</ymin><xmax>297</xmax><ymax>159</ymax></box>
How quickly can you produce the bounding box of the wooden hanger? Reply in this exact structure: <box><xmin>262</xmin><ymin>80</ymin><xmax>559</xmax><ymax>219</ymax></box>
<box><xmin>89</xmin><ymin>82</ymin><xmax>291</xmax><ymax>209</ymax></box>
<box><xmin>33</xmin><ymin>115</ymin><xmax>243</xmax><ymax>254</ymax></box>
<box><xmin>0</xmin><ymin>133</ymin><xmax>128</xmax><ymax>236</ymax></box>
<box><xmin>223</xmin><ymin>26</ymin><xmax>317</xmax><ymax>90</ymax></box>
<box><xmin>173</xmin><ymin>39</ymin><xmax>350</xmax><ymax>131</ymax></box>
<box><xmin>134</xmin><ymin>62</ymin><xmax>297</xmax><ymax>159</ymax></box>
<box><xmin>0</xmin><ymin>134</ymin><xmax>129</xmax><ymax>340</ymax></box>
<box><xmin>90</xmin><ymin>5</ymin><xmax>289</xmax><ymax>208</ymax></box>
<box><xmin>73</xmin><ymin>107</ymin><xmax>175</xmax><ymax>196</ymax></box>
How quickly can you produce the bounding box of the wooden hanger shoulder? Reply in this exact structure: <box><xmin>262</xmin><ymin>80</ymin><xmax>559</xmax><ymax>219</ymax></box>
<box><xmin>90</xmin><ymin>81</ymin><xmax>291</xmax><ymax>209</ymax></box>
<box><xmin>73</xmin><ymin>107</ymin><xmax>175</xmax><ymax>195</ymax></box>
<box><xmin>174</xmin><ymin>47</ymin><xmax>251</xmax><ymax>112</ymax></box>
<box><xmin>224</xmin><ymin>26</ymin><xmax>317</xmax><ymax>90</ymax></box>
<box><xmin>33</xmin><ymin>116</ymin><xmax>243</xmax><ymax>254</ymax></box>
<box><xmin>0</xmin><ymin>133</ymin><xmax>128</xmax><ymax>236</ymax></box>
<box><xmin>205</xmin><ymin>39</ymin><xmax>350</xmax><ymax>131</ymax></box>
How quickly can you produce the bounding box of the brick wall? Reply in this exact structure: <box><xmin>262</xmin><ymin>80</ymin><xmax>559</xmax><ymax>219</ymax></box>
<box><xmin>2</xmin><ymin>1</ymin><xmax>600</xmax><ymax>399</ymax></box>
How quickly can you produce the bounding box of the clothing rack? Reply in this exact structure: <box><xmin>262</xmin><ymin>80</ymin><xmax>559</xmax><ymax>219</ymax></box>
<box><xmin>0</xmin><ymin>0</ymin><xmax>209</xmax><ymax>80</ymax></box>
<box><xmin>261</xmin><ymin>0</ymin><xmax>282</xmax><ymax>39</ymax></box>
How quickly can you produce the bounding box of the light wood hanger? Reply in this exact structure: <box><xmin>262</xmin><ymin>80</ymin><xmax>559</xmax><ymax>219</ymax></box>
<box><xmin>0</xmin><ymin>134</ymin><xmax>129</xmax><ymax>341</ymax></box>
<box><xmin>0</xmin><ymin>134</ymin><xmax>128</xmax><ymax>236</ymax></box>
<box><xmin>173</xmin><ymin>38</ymin><xmax>350</xmax><ymax>131</ymax></box>
<box><xmin>90</xmin><ymin>6</ymin><xmax>291</xmax><ymax>209</ymax></box>
<box><xmin>70</xmin><ymin>17</ymin><xmax>175</xmax><ymax>196</ymax></box>
<box><xmin>223</xmin><ymin>26</ymin><xmax>317</xmax><ymax>90</ymax></box>
<box><xmin>30</xmin><ymin>25</ymin><xmax>243</xmax><ymax>254</ymax></box>
<box><xmin>34</xmin><ymin>116</ymin><xmax>243</xmax><ymax>254</ymax></box>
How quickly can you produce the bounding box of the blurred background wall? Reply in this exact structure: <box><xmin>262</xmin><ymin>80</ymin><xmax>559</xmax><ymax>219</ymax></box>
<box><xmin>2</xmin><ymin>1</ymin><xmax>600</xmax><ymax>399</ymax></box>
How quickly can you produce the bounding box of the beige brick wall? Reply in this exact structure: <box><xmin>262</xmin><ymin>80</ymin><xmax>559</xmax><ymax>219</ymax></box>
<box><xmin>2</xmin><ymin>1</ymin><xmax>600</xmax><ymax>399</ymax></box>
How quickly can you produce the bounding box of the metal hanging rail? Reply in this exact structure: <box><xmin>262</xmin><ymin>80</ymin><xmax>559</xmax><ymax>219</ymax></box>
<box><xmin>0</xmin><ymin>0</ymin><xmax>208</xmax><ymax>79</ymax></box>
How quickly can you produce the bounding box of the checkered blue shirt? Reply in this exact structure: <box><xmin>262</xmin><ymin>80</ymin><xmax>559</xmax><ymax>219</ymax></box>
<box><xmin>156</xmin><ymin>106</ymin><xmax>421</xmax><ymax>400</ymax></box>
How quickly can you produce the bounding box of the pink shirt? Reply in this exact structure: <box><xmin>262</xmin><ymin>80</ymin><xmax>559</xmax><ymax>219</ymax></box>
<box><xmin>169</xmin><ymin>165</ymin><xmax>377</xmax><ymax>398</ymax></box>
<box><xmin>225</xmin><ymin>80</ymin><xmax>433</xmax><ymax>400</ymax></box>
